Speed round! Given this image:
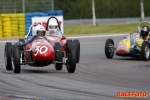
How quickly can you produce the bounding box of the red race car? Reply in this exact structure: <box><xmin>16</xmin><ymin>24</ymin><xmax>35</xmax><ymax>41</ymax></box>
<box><xmin>45</xmin><ymin>16</ymin><xmax>80</xmax><ymax>63</ymax></box>
<box><xmin>4</xmin><ymin>22</ymin><xmax>79</xmax><ymax>74</ymax></box>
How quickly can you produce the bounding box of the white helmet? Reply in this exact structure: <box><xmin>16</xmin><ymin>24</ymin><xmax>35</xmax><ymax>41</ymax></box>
<box><xmin>48</xmin><ymin>20</ymin><xmax>58</xmax><ymax>33</ymax></box>
<box><xmin>49</xmin><ymin>20</ymin><xmax>58</xmax><ymax>26</ymax></box>
<box><xmin>35</xmin><ymin>24</ymin><xmax>46</xmax><ymax>36</ymax></box>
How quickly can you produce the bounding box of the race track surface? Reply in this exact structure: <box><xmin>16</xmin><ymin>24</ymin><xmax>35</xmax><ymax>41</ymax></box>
<box><xmin>0</xmin><ymin>34</ymin><xmax>150</xmax><ymax>100</ymax></box>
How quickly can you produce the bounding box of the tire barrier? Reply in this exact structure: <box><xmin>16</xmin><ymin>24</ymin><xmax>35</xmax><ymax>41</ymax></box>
<box><xmin>10</xmin><ymin>14</ymin><xmax>19</xmax><ymax>37</ymax></box>
<box><xmin>1</xmin><ymin>14</ymin><xmax>11</xmax><ymax>37</ymax></box>
<box><xmin>0</xmin><ymin>10</ymin><xmax>63</xmax><ymax>37</ymax></box>
<box><xmin>0</xmin><ymin>17</ymin><xmax>2</xmax><ymax>38</ymax></box>
<box><xmin>18</xmin><ymin>14</ymin><xmax>25</xmax><ymax>36</ymax></box>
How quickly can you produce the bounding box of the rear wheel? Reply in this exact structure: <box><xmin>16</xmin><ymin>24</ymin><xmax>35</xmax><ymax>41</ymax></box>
<box><xmin>12</xmin><ymin>45</ymin><xmax>21</xmax><ymax>73</ymax></box>
<box><xmin>66</xmin><ymin>44</ymin><xmax>76</xmax><ymax>73</ymax></box>
<box><xmin>105</xmin><ymin>39</ymin><xmax>115</xmax><ymax>59</ymax></box>
<box><xmin>55</xmin><ymin>42</ymin><xmax>63</xmax><ymax>70</ymax></box>
<box><xmin>4</xmin><ymin>42</ymin><xmax>12</xmax><ymax>70</ymax></box>
<box><xmin>73</xmin><ymin>39</ymin><xmax>80</xmax><ymax>63</ymax></box>
<box><xmin>141</xmin><ymin>41</ymin><xmax>150</xmax><ymax>61</ymax></box>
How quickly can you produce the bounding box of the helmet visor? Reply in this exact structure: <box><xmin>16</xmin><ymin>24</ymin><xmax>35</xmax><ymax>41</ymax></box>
<box><xmin>49</xmin><ymin>26</ymin><xmax>57</xmax><ymax>29</ymax></box>
<box><xmin>141</xmin><ymin>31</ymin><xmax>148</xmax><ymax>36</ymax></box>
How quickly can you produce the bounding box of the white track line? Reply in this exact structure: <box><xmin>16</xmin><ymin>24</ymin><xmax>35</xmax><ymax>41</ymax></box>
<box><xmin>0</xmin><ymin>34</ymin><xmax>127</xmax><ymax>42</ymax></box>
<box><xmin>0</xmin><ymin>40</ymin><xmax>18</xmax><ymax>42</ymax></box>
<box><xmin>67</xmin><ymin>34</ymin><xmax>127</xmax><ymax>39</ymax></box>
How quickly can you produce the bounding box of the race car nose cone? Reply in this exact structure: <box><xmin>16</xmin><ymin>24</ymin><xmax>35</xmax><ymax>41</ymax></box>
<box><xmin>32</xmin><ymin>43</ymin><xmax>55</xmax><ymax>62</ymax></box>
<box><xmin>115</xmin><ymin>44</ymin><xmax>129</xmax><ymax>54</ymax></box>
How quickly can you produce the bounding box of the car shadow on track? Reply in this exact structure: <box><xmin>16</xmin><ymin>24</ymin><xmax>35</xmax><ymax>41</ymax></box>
<box><xmin>102</xmin><ymin>55</ymin><xmax>148</xmax><ymax>61</ymax></box>
<box><xmin>21</xmin><ymin>69</ymin><xmax>68</xmax><ymax>74</ymax></box>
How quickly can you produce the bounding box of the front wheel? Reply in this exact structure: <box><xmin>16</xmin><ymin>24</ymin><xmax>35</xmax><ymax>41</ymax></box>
<box><xmin>105</xmin><ymin>39</ymin><xmax>115</xmax><ymax>59</ymax></box>
<box><xmin>66</xmin><ymin>44</ymin><xmax>76</xmax><ymax>73</ymax></box>
<box><xmin>141</xmin><ymin>41</ymin><xmax>150</xmax><ymax>61</ymax></box>
<box><xmin>4</xmin><ymin>42</ymin><xmax>13</xmax><ymax>70</ymax></box>
<box><xmin>73</xmin><ymin>39</ymin><xmax>80</xmax><ymax>63</ymax></box>
<box><xmin>12</xmin><ymin>45</ymin><xmax>21</xmax><ymax>73</ymax></box>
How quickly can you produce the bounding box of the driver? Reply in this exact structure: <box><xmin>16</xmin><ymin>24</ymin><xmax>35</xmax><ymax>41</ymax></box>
<box><xmin>26</xmin><ymin>24</ymin><xmax>49</xmax><ymax>45</ymax></box>
<box><xmin>48</xmin><ymin>20</ymin><xmax>62</xmax><ymax>36</ymax></box>
<box><xmin>140</xmin><ymin>25</ymin><xmax>150</xmax><ymax>41</ymax></box>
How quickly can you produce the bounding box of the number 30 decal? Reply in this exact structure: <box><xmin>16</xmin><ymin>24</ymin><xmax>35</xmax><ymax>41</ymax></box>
<box><xmin>34</xmin><ymin>46</ymin><xmax>48</xmax><ymax>56</ymax></box>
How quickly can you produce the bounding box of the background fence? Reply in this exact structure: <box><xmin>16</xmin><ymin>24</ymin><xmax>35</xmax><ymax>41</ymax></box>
<box><xmin>0</xmin><ymin>0</ymin><xmax>64</xmax><ymax>38</ymax></box>
<box><xmin>0</xmin><ymin>0</ymin><xmax>53</xmax><ymax>13</ymax></box>
<box><xmin>0</xmin><ymin>0</ymin><xmax>63</xmax><ymax>38</ymax></box>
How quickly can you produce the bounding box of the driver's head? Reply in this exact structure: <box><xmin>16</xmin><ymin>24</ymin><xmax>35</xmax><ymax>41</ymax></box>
<box><xmin>35</xmin><ymin>25</ymin><xmax>46</xmax><ymax>36</ymax></box>
<box><xmin>140</xmin><ymin>26</ymin><xmax>149</xmax><ymax>38</ymax></box>
<box><xmin>48</xmin><ymin>20</ymin><xmax>58</xmax><ymax>34</ymax></box>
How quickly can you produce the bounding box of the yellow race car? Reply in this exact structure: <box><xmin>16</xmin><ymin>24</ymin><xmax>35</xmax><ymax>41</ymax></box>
<box><xmin>105</xmin><ymin>21</ymin><xmax>150</xmax><ymax>61</ymax></box>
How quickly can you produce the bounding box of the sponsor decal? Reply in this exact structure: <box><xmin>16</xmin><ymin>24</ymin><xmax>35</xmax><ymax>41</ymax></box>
<box><xmin>116</xmin><ymin>92</ymin><xmax>148</xmax><ymax>98</ymax></box>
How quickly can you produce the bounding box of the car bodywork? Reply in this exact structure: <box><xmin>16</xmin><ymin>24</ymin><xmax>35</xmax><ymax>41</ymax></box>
<box><xmin>105</xmin><ymin>21</ymin><xmax>150</xmax><ymax>61</ymax></box>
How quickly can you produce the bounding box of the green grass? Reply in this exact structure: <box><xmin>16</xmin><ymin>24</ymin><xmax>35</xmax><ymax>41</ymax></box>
<box><xmin>64</xmin><ymin>23</ymin><xmax>137</xmax><ymax>36</ymax></box>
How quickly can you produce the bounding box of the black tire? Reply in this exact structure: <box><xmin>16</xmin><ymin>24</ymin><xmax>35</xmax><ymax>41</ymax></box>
<box><xmin>19</xmin><ymin>39</ymin><xmax>25</xmax><ymax>44</ymax></box>
<box><xmin>105</xmin><ymin>39</ymin><xmax>115</xmax><ymax>59</ymax></box>
<box><xmin>55</xmin><ymin>42</ymin><xmax>63</xmax><ymax>70</ymax></box>
<box><xmin>66</xmin><ymin>39</ymin><xmax>73</xmax><ymax>46</ymax></box>
<box><xmin>73</xmin><ymin>39</ymin><xmax>80</xmax><ymax>63</ymax></box>
<box><xmin>66</xmin><ymin>44</ymin><xmax>76</xmax><ymax>73</ymax></box>
<box><xmin>141</xmin><ymin>41</ymin><xmax>150</xmax><ymax>61</ymax></box>
<box><xmin>4</xmin><ymin>42</ymin><xmax>12</xmax><ymax>70</ymax></box>
<box><xmin>12</xmin><ymin>45</ymin><xmax>21</xmax><ymax>73</ymax></box>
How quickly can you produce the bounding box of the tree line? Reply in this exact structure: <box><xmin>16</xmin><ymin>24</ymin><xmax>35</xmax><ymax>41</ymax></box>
<box><xmin>0</xmin><ymin>0</ymin><xmax>150</xmax><ymax>20</ymax></box>
<box><xmin>54</xmin><ymin>0</ymin><xmax>150</xmax><ymax>19</ymax></box>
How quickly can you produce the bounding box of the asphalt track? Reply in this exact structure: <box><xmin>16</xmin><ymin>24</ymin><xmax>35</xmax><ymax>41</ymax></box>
<box><xmin>0</xmin><ymin>34</ymin><xmax>150</xmax><ymax>100</ymax></box>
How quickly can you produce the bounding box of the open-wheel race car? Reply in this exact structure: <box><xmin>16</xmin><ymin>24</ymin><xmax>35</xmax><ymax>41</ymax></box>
<box><xmin>4</xmin><ymin>17</ymin><xmax>80</xmax><ymax>74</ymax></box>
<box><xmin>45</xmin><ymin>16</ymin><xmax>80</xmax><ymax>63</ymax></box>
<box><xmin>105</xmin><ymin>21</ymin><xmax>150</xmax><ymax>61</ymax></box>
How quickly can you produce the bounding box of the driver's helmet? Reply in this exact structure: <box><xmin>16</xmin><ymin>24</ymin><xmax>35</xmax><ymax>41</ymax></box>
<box><xmin>48</xmin><ymin>20</ymin><xmax>58</xmax><ymax>34</ymax></box>
<box><xmin>140</xmin><ymin>26</ymin><xmax>150</xmax><ymax>38</ymax></box>
<box><xmin>35</xmin><ymin>25</ymin><xmax>46</xmax><ymax>36</ymax></box>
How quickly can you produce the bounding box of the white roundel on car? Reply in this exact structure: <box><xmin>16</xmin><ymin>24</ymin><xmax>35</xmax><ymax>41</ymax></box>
<box><xmin>34</xmin><ymin>46</ymin><xmax>48</xmax><ymax>56</ymax></box>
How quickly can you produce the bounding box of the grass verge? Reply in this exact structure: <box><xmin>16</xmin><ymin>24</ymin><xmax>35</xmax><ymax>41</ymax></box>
<box><xmin>64</xmin><ymin>23</ymin><xmax>137</xmax><ymax>36</ymax></box>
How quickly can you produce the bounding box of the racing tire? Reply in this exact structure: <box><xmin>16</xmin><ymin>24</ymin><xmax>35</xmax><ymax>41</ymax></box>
<box><xmin>105</xmin><ymin>39</ymin><xmax>115</xmax><ymax>59</ymax></box>
<box><xmin>66</xmin><ymin>44</ymin><xmax>76</xmax><ymax>73</ymax></box>
<box><xmin>4</xmin><ymin>42</ymin><xmax>12</xmax><ymax>70</ymax></box>
<box><xmin>12</xmin><ymin>45</ymin><xmax>21</xmax><ymax>73</ymax></box>
<box><xmin>141</xmin><ymin>41</ymin><xmax>150</xmax><ymax>61</ymax></box>
<box><xmin>55</xmin><ymin>42</ymin><xmax>63</xmax><ymax>70</ymax></box>
<box><xmin>73</xmin><ymin>39</ymin><xmax>80</xmax><ymax>63</ymax></box>
<box><xmin>66</xmin><ymin>39</ymin><xmax>73</xmax><ymax>46</ymax></box>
